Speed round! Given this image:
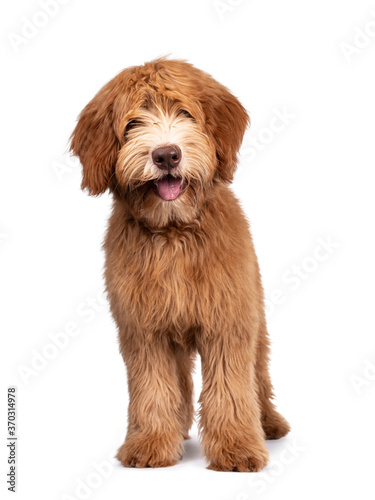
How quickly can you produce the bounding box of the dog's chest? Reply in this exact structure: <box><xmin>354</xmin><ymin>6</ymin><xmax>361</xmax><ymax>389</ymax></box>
<box><xmin>112</xmin><ymin>227</ymin><xmax>230</xmax><ymax>334</ymax></box>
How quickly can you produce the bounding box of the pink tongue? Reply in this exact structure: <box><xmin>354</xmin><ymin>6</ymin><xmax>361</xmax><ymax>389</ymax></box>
<box><xmin>156</xmin><ymin>177</ymin><xmax>182</xmax><ymax>201</ymax></box>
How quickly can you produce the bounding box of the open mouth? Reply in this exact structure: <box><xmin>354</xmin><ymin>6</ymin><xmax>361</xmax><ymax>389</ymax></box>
<box><xmin>153</xmin><ymin>175</ymin><xmax>185</xmax><ymax>201</ymax></box>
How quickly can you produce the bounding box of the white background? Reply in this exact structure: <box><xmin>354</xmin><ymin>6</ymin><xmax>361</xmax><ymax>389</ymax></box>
<box><xmin>1</xmin><ymin>0</ymin><xmax>375</xmax><ymax>499</ymax></box>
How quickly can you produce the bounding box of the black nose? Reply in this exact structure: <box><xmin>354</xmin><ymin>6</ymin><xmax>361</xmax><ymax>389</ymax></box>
<box><xmin>152</xmin><ymin>145</ymin><xmax>181</xmax><ymax>170</ymax></box>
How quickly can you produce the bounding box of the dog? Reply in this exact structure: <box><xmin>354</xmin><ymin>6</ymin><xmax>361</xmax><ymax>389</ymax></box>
<box><xmin>70</xmin><ymin>58</ymin><xmax>290</xmax><ymax>472</ymax></box>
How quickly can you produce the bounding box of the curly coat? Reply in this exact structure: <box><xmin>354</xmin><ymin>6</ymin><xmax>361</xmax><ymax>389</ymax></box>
<box><xmin>70</xmin><ymin>58</ymin><xmax>290</xmax><ymax>472</ymax></box>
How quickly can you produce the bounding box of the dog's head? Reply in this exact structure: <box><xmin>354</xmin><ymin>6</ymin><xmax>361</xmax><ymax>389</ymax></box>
<box><xmin>70</xmin><ymin>58</ymin><xmax>249</xmax><ymax>227</ymax></box>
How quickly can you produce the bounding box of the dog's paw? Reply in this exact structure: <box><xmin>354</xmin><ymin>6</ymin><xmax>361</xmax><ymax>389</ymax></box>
<box><xmin>206</xmin><ymin>440</ymin><xmax>269</xmax><ymax>472</ymax></box>
<box><xmin>262</xmin><ymin>411</ymin><xmax>290</xmax><ymax>440</ymax></box>
<box><xmin>116</xmin><ymin>433</ymin><xmax>182</xmax><ymax>468</ymax></box>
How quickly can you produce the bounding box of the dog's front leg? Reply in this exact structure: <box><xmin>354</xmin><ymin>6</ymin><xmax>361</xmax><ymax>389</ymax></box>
<box><xmin>116</xmin><ymin>333</ymin><xmax>184</xmax><ymax>468</ymax></box>
<box><xmin>197</xmin><ymin>333</ymin><xmax>269</xmax><ymax>472</ymax></box>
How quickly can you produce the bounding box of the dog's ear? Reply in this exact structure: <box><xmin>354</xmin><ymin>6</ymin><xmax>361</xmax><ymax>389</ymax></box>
<box><xmin>70</xmin><ymin>83</ymin><xmax>120</xmax><ymax>196</ymax></box>
<box><xmin>202</xmin><ymin>81</ymin><xmax>249</xmax><ymax>183</ymax></box>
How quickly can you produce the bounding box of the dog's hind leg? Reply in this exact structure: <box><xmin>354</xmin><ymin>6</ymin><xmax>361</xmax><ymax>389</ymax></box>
<box><xmin>256</xmin><ymin>319</ymin><xmax>291</xmax><ymax>440</ymax></box>
<box><xmin>175</xmin><ymin>346</ymin><xmax>195</xmax><ymax>439</ymax></box>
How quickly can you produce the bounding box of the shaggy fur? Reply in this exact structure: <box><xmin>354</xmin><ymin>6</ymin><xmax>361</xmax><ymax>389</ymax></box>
<box><xmin>70</xmin><ymin>58</ymin><xmax>290</xmax><ymax>472</ymax></box>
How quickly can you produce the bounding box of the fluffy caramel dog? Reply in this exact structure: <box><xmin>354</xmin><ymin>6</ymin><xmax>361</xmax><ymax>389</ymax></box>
<box><xmin>70</xmin><ymin>58</ymin><xmax>290</xmax><ymax>472</ymax></box>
